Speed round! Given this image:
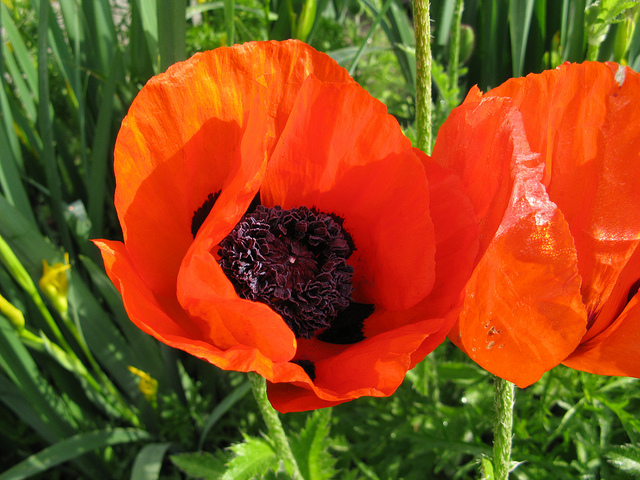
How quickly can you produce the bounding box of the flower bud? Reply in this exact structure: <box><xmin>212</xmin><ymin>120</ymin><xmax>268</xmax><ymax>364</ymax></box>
<box><xmin>128</xmin><ymin>366</ymin><xmax>158</xmax><ymax>403</ymax></box>
<box><xmin>0</xmin><ymin>293</ymin><xmax>25</xmax><ymax>332</ymax></box>
<box><xmin>39</xmin><ymin>253</ymin><xmax>71</xmax><ymax>315</ymax></box>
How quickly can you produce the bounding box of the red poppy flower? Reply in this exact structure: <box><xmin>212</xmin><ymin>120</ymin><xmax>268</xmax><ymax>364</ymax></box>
<box><xmin>94</xmin><ymin>40</ymin><xmax>479</xmax><ymax>412</ymax></box>
<box><xmin>435</xmin><ymin>61</ymin><xmax>640</xmax><ymax>387</ymax></box>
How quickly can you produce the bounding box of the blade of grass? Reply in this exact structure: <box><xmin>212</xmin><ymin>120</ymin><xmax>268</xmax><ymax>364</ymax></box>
<box><xmin>36</xmin><ymin>0</ymin><xmax>74</xmax><ymax>257</ymax></box>
<box><xmin>32</xmin><ymin>0</ymin><xmax>81</xmax><ymax>112</ymax></box>
<box><xmin>383</xmin><ymin>0</ymin><xmax>416</xmax><ymax>90</ymax></box>
<box><xmin>80</xmin><ymin>0</ymin><xmax>117</xmax><ymax>75</ymax></box>
<box><xmin>87</xmin><ymin>48</ymin><xmax>122</xmax><ymax>241</ymax></box>
<box><xmin>2</xmin><ymin>25</ymin><xmax>37</xmax><ymax>121</ymax></box>
<box><xmin>0</xmin><ymin>6</ymin><xmax>38</xmax><ymax>228</ymax></box>
<box><xmin>0</xmin><ymin>317</ymin><xmax>76</xmax><ymax>437</ymax></box>
<box><xmin>0</xmin><ymin>373</ymin><xmax>65</xmax><ymax>443</ymax></box>
<box><xmin>198</xmin><ymin>381</ymin><xmax>252</xmax><ymax>450</ymax></box>
<box><xmin>0</xmin><ymin>428</ymin><xmax>152</xmax><ymax>480</ymax></box>
<box><xmin>133</xmin><ymin>0</ymin><xmax>159</xmax><ymax>74</ymax></box>
<box><xmin>509</xmin><ymin>0</ymin><xmax>535</xmax><ymax>77</ymax></box>
<box><xmin>348</xmin><ymin>0</ymin><xmax>394</xmax><ymax>76</ymax></box>
<box><xmin>561</xmin><ymin>0</ymin><xmax>586</xmax><ymax>61</ymax></box>
<box><xmin>436</xmin><ymin>0</ymin><xmax>457</xmax><ymax>46</ymax></box>
<box><xmin>130</xmin><ymin>442</ymin><xmax>173</xmax><ymax>480</ymax></box>
<box><xmin>0</xmin><ymin>123</ymin><xmax>35</xmax><ymax>226</ymax></box>
<box><xmin>158</xmin><ymin>0</ymin><xmax>186</xmax><ymax>71</ymax></box>
<box><xmin>478</xmin><ymin>0</ymin><xmax>509</xmax><ymax>89</ymax></box>
<box><xmin>1</xmin><ymin>4</ymin><xmax>38</xmax><ymax>100</ymax></box>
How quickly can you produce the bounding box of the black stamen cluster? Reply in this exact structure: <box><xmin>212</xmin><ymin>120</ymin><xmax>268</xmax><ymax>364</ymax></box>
<box><xmin>191</xmin><ymin>192</ymin><xmax>221</xmax><ymax>238</ymax></box>
<box><xmin>218</xmin><ymin>205</ymin><xmax>355</xmax><ymax>339</ymax></box>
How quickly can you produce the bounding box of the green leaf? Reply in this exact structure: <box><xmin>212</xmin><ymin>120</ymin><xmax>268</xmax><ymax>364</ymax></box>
<box><xmin>157</xmin><ymin>0</ymin><xmax>186</xmax><ymax>71</ymax></box>
<box><xmin>0</xmin><ymin>316</ymin><xmax>75</xmax><ymax>439</ymax></box>
<box><xmin>87</xmin><ymin>47</ymin><xmax>123</xmax><ymax>240</ymax></box>
<box><xmin>480</xmin><ymin>456</ymin><xmax>495</xmax><ymax>480</ymax></box>
<box><xmin>509</xmin><ymin>0</ymin><xmax>535</xmax><ymax>77</ymax></box>
<box><xmin>171</xmin><ymin>451</ymin><xmax>230</xmax><ymax>480</ymax></box>
<box><xmin>198</xmin><ymin>381</ymin><xmax>252</xmax><ymax>450</ymax></box>
<box><xmin>561</xmin><ymin>0</ymin><xmax>586</xmax><ymax>61</ymax></box>
<box><xmin>0</xmin><ymin>428</ymin><xmax>151</xmax><ymax>480</ymax></box>
<box><xmin>36</xmin><ymin>0</ymin><xmax>74</xmax><ymax>257</ymax></box>
<box><xmin>292</xmin><ymin>409</ymin><xmax>336</xmax><ymax>480</ymax></box>
<box><xmin>606</xmin><ymin>444</ymin><xmax>640</xmax><ymax>476</ymax></box>
<box><xmin>223</xmin><ymin>435</ymin><xmax>278</xmax><ymax>480</ymax></box>
<box><xmin>132</xmin><ymin>0</ymin><xmax>159</xmax><ymax>74</ymax></box>
<box><xmin>130</xmin><ymin>442</ymin><xmax>173</xmax><ymax>480</ymax></box>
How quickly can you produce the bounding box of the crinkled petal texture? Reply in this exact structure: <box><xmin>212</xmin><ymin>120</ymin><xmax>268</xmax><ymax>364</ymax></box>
<box><xmin>443</xmin><ymin>62</ymin><xmax>640</xmax><ymax>386</ymax></box>
<box><xmin>95</xmin><ymin>40</ymin><xmax>478</xmax><ymax>412</ymax></box>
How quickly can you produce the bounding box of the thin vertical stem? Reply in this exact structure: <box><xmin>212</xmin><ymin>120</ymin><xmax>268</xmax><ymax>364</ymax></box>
<box><xmin>414</xmin><ymin>0</ymin><xmax>432</xmax><ymax>153</ymax></box>
<box><xmin>224</xmin><ymin>0</ymin><xmax>235</xmax><ymax>46</ymax></box>
<box><xmin>493</xmin><ymin>377</ymin><xmax>515</xmax><ymax>480</ymax></box>
<box><xmin>447</xmin><ymin>0</ymin><xmax>464</xmax><ymax>92</ymax></box>
<box><xmin>249</xmin><ymin>373</ymin><xmax>304</xmax><ymax>480</ymax></box>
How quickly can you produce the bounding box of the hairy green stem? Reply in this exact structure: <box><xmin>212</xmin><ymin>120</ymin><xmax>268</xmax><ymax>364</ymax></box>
<box><xmin>493</xmin><ymin>377</ymin><xmax>515</xmax><ymax>480</ymax></box>
<box><xmin>414</xmin><ymin>0</ymin><xmax>432</xmax><ymax>153</ymax></box>
<box><xmin>249</xmin><ymin>373</ymin><xmax>304</xmax><ymax>480</ymax></box>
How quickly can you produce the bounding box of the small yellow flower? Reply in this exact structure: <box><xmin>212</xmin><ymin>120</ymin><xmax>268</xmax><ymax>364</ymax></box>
<box><xmin>128</xmin><ymin>366</ymin><xmax>159</xmax><ymax>403</ymax></box>
<box><xmin>0</xmin><ymin>293</ymin><xmax>25</xmax><ymax>331</ymax></box>
<box><xmin>39</xmin><ymin>253</ymin><xmax>71</xmax><ymax>314</ymax></box>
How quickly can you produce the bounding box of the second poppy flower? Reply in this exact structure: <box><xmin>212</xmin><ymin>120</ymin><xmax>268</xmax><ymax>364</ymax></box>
<box><xmin>436</xmin><ymin>61</ymin><xmax>640</xmax><ymax>387</ymax></box>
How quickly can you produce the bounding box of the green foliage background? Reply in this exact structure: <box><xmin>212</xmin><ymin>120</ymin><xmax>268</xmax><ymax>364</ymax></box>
<box><xmin>1</xmin><ymin>0</ymin><xmax>640</xmax><ymax>478</ymax></box>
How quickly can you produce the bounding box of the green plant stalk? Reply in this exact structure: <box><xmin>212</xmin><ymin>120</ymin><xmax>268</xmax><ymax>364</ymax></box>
<box><xmin>493</xmin><ymin>377</ymin><xmax>515</xmax><ymax>480</ymax></box>
<box><xmin>224</xmin><ymin>0</ymin><xmax>235</xmax><ymax>45</ymax></box>
<box><xmin>447</xmin><ymin>0</ymin><xmax>464</xmax><ymax>92</ymax></box>
<box><xmin>61</xmin><ymin>309</ymin><xmax>141</xmax><ymax>427</ymax></box>
<box><xmin>414</xmin><ymin>0</ymin><xmax>432</xmax><ymax>153</ymax></box>
<box><xmin>248</xmin><ymin>373</ymin><xmax>304</xmax><ymax>480</ymax></box>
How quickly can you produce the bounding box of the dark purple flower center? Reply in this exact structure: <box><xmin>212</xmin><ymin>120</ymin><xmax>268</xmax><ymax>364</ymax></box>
<box><xmin>218</xmin><ymin>205</ymin><xmax>355</xmax><ymax>339</ymax></box>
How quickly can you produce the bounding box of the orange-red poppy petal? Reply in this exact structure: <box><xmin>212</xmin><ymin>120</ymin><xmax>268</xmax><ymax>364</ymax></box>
<box><xmin>260</xmin><ymin>77</ymin><xmax>435</xmax><ymax>310</ymax></box>
<box><xmin>94</xmin><ymin>239</ymin><xmax>293</xmax><ymax>376</ymax></box>
<box><xmin>563</xmin><ymin>292</ymin><xmax>640</xmax><ymax>378</ymax></box>
<box><xmin>114</xmin><ymin>40</ymin><xmax>353</xmax><ymax>296</ymax></box>
<box><xmin>415</xmin><ymin>150</ymin><xmax>480</xmax><ymax>319</ymax></box>
<box><xmin>483</xmin><ymin>62</ymin><xmax>640</xmax><ymax>324</ymax></box>
<box><xmin>436</xmin><ymin>96</ymin><xmax>588</xmax><ymax>386</ymax></box>
<box><xmin>268</xmin><ymin>316</ymin><xmax>448</xmax><ymax>412</ymax></box>
<box><xmin>176</xmin><ymin>237</ymin><xmax>297</xmax><ymax>363</ymax></box>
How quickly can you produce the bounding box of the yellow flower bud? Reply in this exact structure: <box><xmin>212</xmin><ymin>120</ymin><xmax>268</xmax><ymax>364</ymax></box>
<box><xmin>0</xmin><ymin>292</ymin><xmax>25</xmax><ymax>331</ymax></box>
<box><xmin>39</xmin><ymin>253</ymin><xmax>71</xmax><ymax>314</ymax></box>
<box><xmin>128</xmin><ymin>366</ymin><xmax>159</xmax><ymax>403</ymax></box>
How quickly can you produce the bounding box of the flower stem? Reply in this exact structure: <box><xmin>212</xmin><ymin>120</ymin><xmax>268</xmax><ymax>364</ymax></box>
<box><xmin>414</xmin><ymin>0</ymin><xmax>432</xmax><ymax>153</ymax></box>
<box><xmin>447</xmin><ymin>0</ymin><xmax>464</xmax><ymax>92</ymax></box>
<box><xmin>493</xmin><ymin>377</ymin><xmax>515</xmax><ymax>480</ymax></box>
<box><xmin>248</xmin><ymin>373</ymin><xmax>304</xmax><ymax>480</ymax></box>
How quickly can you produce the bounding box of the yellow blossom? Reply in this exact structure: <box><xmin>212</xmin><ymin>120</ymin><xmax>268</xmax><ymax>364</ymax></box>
<box><xmin>39</xmin><ymin>253</ymin><xmax>71</xmax><ymax>314</ymax></box>
<box><xmin>128</xmin><ymin>366</ymin><xmax>158</xmax><ymax>403</ymax></box>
